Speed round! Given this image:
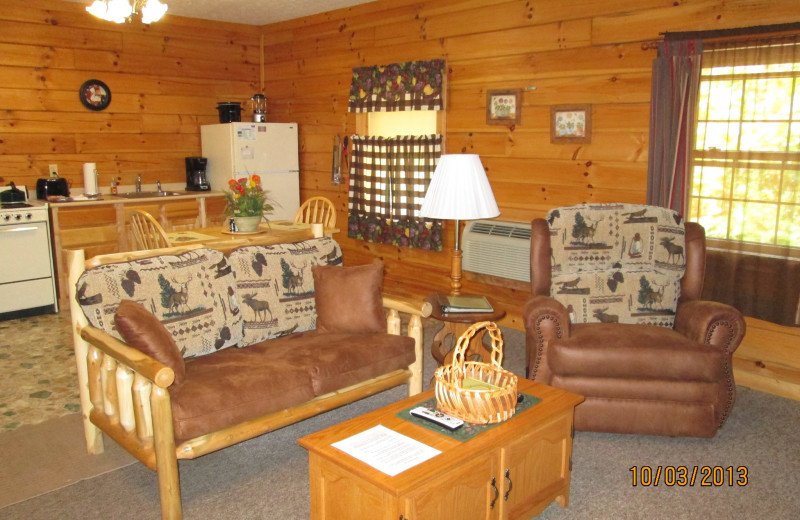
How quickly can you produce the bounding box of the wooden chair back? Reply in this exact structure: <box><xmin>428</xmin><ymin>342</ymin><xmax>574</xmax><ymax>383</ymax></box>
<box><xmin>129</xmin><ymin>209</ymin><xmax>171</xmax><ymax>250</ymax></box>
<box><xmin>294</xmin><ymin>196</ymin><xmax>336</xmax><ymax>228</ymax></box>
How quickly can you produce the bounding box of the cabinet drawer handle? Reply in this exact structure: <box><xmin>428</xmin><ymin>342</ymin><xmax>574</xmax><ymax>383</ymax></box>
<box><xmin>504</xmin><ymin>468</ymin><xmax>513</xmax><ymax>501</ymax></box>
<box><xmin>490</xmin><ymin>476</ymin><xmax>499</xmax><ymax>509</ymax></box>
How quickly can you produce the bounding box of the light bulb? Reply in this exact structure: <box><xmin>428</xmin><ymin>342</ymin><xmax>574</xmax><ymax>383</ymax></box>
<box><xmin>141</xmin><ymin>0</ymin><xmax>168</xmax><ymax>24</ymax></box>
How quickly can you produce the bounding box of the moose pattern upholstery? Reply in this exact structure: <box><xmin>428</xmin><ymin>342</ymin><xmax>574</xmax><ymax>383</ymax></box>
<box><xmin>547</xmin><ymin>203</ymin><xmax>686</xmax><ymax>327</ymax></box>
<box><xmin>76</xmin><ymin>248</ymin><xmax>242</xmax><ymax>358</ymax></box>
<box><xmin>524</xmin><ymin>203</ymin><xmax>746</xmax><ymax>437</ymax></box>
<box><xmin>230</xmin><ymin>237</ymin><xmax>342</xmax><ymax>346</ymax></box>
<box><xmin>75</xmin><ymin>237</ymin><xmax>343</xmax><ymax>358</ymax></box>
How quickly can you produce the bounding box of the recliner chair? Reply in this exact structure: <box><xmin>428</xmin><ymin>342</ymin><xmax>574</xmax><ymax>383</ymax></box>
<box><xmin>523</xmin><ymin>203</ymin><xmax>745</xmax><ymax>437</ymax></box>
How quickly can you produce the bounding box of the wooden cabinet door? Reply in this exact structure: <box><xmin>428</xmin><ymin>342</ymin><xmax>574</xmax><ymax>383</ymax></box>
<box><xmin>497</xmin><ymin>411</ymin><xmax>574</xmax><ymax>520</ymax></box>
<box><xmin>308</xmin><ymin>455</ymin><xmax>397</xmax><ymax>520</ymax></box>
<box><xmin>400</xmin><ymin>452</ymin><xmax>497</xmax><ymax>520</ymax></box>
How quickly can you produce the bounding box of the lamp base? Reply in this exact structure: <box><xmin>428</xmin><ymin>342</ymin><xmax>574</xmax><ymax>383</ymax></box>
<box><xmin>450</xmin><ymin>248</ymin><xmax>462</xmax><ymax>295</ymax></box>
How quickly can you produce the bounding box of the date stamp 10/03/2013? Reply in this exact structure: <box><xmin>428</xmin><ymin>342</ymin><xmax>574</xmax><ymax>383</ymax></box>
<box><xmin>630</xmin><ymin>466</ymin><xmax>749</xmax><ymax>487</ymax></box>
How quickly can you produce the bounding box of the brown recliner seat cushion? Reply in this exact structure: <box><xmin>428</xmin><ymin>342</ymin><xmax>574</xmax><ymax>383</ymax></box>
<box><xmin>169</xmin><ymin>330</ymin><xmax>414</xmax><ymax>443</ymax></box>
<box><xmin>547</xmin><ymin>323</ymin><xmax>725</xmax><ymax>382</ymax></box>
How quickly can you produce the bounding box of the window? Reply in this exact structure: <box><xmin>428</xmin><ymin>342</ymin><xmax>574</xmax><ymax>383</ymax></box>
<box><xmin>689</xmin><ymin>36</ymin><xmax>800</xmax><ymax>251</ymax></box>
<box><xmin>346</xmin><ymin>59</ymin><xmax>446</xmax><ymax>250</ymax></box>
<box><xmin>348</xmin><ymin>111</ymin><xmax>443</xmax><ymax>250</ymax></box>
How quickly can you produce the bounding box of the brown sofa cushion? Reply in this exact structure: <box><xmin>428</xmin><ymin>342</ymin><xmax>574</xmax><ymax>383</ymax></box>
<box><xmin>114</xmin><ymin>299</ymin><xmax>186</xmax><ymax>385</ymax></box>
<box><xmin>168</xmin><ymin>330</ymin><xmax>414</xmax><ymax>443</ymax></box>
<box><xmin>312</xmin><ymin>261</ymin><xmax>386</xmax><ymax>334</ymax></box>
<box><xmin>547</xmin><ymin>323</ymin><xmax>725</xmax><ymax>382</ymax></box>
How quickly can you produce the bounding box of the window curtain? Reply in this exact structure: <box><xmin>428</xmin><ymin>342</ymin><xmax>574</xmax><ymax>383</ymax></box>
<box><xmin>348</xmin><ymin>60</ymin><xmax>445</xmax><ymax>113</ymax></box>
<box><xmin>647</xmin><ymin>39</ymin><xmax>704</xmax><ymax>215</ymax></box>
<box><xmin>347</xmin><ymin>135</ymin><xmax>443</xmax><ymax>250</ymax></box>
<box><xmin>691</xmin><ymin>35</ymin><xmax>800</xmax><ymax>326</ymax></box>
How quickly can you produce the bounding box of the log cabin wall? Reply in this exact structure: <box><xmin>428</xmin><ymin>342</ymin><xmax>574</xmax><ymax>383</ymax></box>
<box><xmin>0</xmin><ymin>0</ymin><xmax>259</xmax><ymax>194</ymax></box>
<box><xmin>2</xmin><ymin>0</ymin><xmax>797</xmax><ymax>332</ymax></box>
<box><xmin>260</xmin><ymin>0</ymin><xmax>799</xmax><ymax>330</ymax></box>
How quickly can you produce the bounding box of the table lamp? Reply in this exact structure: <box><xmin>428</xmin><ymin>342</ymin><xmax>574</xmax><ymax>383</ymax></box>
<box><xmin>419</xmin><ymin>154</ymin><xmax>500</xmax><ymax>295</ymax></box>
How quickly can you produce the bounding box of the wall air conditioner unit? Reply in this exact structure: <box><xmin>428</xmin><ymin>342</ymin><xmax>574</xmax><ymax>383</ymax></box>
<box><xmin>462</xmin><ymin>220</ymin><xmax>531</xmax><ymax>283</ymax></box>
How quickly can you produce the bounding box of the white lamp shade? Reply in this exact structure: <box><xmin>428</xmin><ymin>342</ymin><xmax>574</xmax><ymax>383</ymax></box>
<box><xmin>419</xmin><ymin>154</ymin><xmax>500</xmax><ymax>220</ymax></box>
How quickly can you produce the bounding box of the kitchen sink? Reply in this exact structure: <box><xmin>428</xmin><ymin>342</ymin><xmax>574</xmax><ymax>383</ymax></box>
<box><xmin>116</xmin><ymin>191</ymin><xmax>185</xmax><ymax>199</ymax></box>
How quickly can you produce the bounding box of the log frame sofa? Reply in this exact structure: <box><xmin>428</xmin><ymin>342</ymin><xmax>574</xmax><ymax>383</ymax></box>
<box><xmin>67</xmin><ymin>238</ymin><xmax>428</xmax><ymax>519</ymax></box>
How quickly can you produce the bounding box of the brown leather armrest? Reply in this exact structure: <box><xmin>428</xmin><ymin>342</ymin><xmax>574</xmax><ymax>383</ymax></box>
<box><xmin>522</xmin><ymin>295</ymin><xmax>571</xmax><ymax>381</ymax></box>
<box><xmin>673</xmin><ymin>300</ymin><xmax>746</xmax><ymax>355</ymax></box>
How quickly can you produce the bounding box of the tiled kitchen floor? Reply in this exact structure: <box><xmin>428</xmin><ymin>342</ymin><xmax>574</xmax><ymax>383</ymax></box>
<box><xmin>0</xmin><ymin>310</ymin><xmax>80</xmax><ymax>432</ymax></box>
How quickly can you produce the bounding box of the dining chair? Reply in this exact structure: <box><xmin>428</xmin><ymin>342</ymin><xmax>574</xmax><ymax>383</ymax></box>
<box><xmin>294</xmin><ymin>196</ymin><xmax>336</xmax><ymax>228</ymax></box>
<box><xmin>129</xmin><ymin>209</ymin><xmax>171</xmax><ymax>250</ymax></box>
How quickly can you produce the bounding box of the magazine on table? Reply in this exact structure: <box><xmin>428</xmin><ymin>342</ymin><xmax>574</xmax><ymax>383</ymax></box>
<box><xmin>437</xmin><ymin>294</ymin><xmax>494</xmax><ymax>313</ymax></box>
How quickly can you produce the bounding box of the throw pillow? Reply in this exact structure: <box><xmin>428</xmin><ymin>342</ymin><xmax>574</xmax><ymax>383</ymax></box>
<box><xmin>114</xmin><ymin>299</ymin><xmax>186</xmax><ymax>385</ymax></box>
<box><xmin>312</xmin><ymin>260</ymin><xmax>386</xmax><ymax>334</ymax></box>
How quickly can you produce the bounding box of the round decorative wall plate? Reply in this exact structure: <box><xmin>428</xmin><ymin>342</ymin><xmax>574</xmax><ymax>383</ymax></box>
<box><xmin>79</xmin><ymin>79</ymin><xmax>111</xmax><ymax>111</ymax></box>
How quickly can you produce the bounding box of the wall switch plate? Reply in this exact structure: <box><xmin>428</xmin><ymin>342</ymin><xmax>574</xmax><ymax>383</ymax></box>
<box><xmin>48</xmin><ymin>164</ymin><xmax>58</xmax><ymax>177</ymax></box>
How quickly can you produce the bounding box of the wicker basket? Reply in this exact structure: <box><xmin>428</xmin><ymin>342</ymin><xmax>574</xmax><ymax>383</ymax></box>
<box><xmin>434</xmin><ymin>321</ymin><xmax>518</xmax><ymax>424</ymax></box>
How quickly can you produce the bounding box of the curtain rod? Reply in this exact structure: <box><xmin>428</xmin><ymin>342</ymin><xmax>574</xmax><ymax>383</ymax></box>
<box><xmin>663</xmin><ymin>22</ymin><xmax>800</xmax><ymax>41</ymax></box>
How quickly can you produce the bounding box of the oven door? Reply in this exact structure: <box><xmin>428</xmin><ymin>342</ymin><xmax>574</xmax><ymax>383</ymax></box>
<box><xmin>0</xmin><ymin>221</ymin><xmax>56</xmax><ymax>313</ymax></box>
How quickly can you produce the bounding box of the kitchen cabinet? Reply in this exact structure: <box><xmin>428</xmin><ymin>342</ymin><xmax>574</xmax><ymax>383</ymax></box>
<box><xmin>49</xmin><ymin>192</ymin><xmax>226</xmax><ymax>306</ymax></box>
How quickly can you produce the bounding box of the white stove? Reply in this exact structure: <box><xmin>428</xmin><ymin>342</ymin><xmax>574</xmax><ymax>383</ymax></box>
<box><xmin>0</xmin><ymin>190</ymin><xmax>58</xmax><ymax>319</ymax></box>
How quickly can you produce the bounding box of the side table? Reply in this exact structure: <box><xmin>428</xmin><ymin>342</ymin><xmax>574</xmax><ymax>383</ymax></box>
<box><xmin>426</xmin><ymin>294</ymin><xmax>506</xmax><ymax>366</ymax></box>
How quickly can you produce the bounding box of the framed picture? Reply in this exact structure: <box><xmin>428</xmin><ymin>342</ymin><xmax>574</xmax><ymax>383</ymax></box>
<box><xmin>486</xmin><ymin>89</ymin><xmax>521</xmax><ymax>125</ymax></box>
<box><xmin>551</xmin><ymin>104</ymin><xmax>591</xmax><ymax>144</ymax></box>
<box><xmin>79</xmin><ymin>79</ymin><xmax>111</xmax><ymax>111</ymax></box>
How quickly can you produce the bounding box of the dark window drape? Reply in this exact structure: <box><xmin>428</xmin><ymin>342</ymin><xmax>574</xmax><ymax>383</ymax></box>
<box><xmin>347</xmin><ymin>135</ymin><xmax>443</xmax><ymax>250</ymax></box>
<box><xmin>647</xmin><ymin>39</ymin><xmax>704</xmax><ymax>215</ymax></box>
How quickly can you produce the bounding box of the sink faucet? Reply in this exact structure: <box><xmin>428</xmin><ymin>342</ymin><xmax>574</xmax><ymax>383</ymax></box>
<box><xmin>136</xmin><ymin>173</ymin><xmax>142</xmax><ymax>193</ymax></box>
<box><xmin>156</xmin><ymin>180</ymin><xmax>162</xmax><ymax>194</ymax></box>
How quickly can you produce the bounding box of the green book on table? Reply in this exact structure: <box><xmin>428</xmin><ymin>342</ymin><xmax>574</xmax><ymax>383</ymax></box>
<box><xmin>437</xmin><ymin>294</ymin><xmax>494</xmax><ymax>313</ymax></box>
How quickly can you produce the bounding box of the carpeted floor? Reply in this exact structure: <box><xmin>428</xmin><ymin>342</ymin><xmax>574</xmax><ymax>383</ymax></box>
<box><xmin>0</xmin><ymin>413</ymin><xmax>135</xmax><ymax>509</ymax></box>
<box><xmin>2</xmin><ymin>316</ymin><xmax>799</xmax><ymax>519</ymax></box>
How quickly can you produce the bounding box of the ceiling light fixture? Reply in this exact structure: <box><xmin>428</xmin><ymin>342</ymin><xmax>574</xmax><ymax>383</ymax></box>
<box><xmin>86</xmin><ymin>0</ymin><xmax>168</xmax><ymax>24</ymax></box>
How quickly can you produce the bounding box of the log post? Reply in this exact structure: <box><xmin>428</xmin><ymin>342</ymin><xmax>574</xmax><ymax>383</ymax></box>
<box><xmin>151</xmin><ymin>385</ymin><xmax>181</xmax><ymax>519</ymax></box>
<box><xmin>67</xmin><ymin>248</ymin><xmax>104</xmax><ymax>454</ymax></box>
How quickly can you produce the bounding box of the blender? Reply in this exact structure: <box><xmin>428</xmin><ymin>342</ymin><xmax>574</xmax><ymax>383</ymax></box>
<box><xmin>251</xmin><ymin>94</ymin><xmax>267</xmax><ymax>122</ymax></box>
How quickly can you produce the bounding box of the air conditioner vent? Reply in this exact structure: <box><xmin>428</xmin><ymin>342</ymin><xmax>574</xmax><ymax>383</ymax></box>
<box><xmin>463</xmin><ymin>220</ymin><xmax>531</xmax><ymax>283</ymax></box>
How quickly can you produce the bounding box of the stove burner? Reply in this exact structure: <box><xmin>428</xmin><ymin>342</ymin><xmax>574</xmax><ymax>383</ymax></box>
<box><xmin>0</xmin><ymin>202</ymin><xmax>32</xmax><ymax>209</ymax></box>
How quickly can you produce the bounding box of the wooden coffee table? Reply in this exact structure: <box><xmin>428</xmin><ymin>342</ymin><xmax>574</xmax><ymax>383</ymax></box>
<box><xmin>298</xmin><ymin>378</ymin><xmax>583</xmax><ymax>520</ymax></box>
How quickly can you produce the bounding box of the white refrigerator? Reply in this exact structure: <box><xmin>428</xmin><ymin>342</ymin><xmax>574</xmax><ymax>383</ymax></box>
<box><xmin>201</xmin><ymin>122</ymin><xmax>300</xmax><ymax>221</ymax></box>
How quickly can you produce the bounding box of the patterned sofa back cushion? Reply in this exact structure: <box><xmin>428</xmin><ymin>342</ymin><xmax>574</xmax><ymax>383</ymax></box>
<box><xmin>229</xmin><ymin>237</ymin><xmax>343</xmax><ymax>347</ymax></box>
<box><xmin>547</xmin><ymin>203</ymin><xmax>686</xmax><ymax>327</ymax></box>
<box><xmin>76</xmin><ymin>248</ymin><xmax>243</xmax><ymax>358</ymax></box>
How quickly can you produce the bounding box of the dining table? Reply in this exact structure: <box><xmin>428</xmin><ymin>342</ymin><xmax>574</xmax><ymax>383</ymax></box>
<box><xmin>166</xmin><ymin>220</ymin><xmax>338</xmax><ymax>248</ymax></box>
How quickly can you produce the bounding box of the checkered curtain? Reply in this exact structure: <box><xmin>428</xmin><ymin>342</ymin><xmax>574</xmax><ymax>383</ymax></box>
<box><xmin>348</xmin><ymin>60</ymin><xmax>445</xmax><ymax>113</ymax></box>
<box><xmin>348</xmin><ymin>135</ymin><xmax>443</xmax><ymax>250</ymax></box>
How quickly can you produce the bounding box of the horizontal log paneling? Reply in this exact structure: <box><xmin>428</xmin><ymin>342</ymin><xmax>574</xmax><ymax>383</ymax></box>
<box><xmin>3</xmin><ymin>0</ymin><xmax>797</xmax><ymax>337</ymax></box>
<box><xmin>0</xmin><ymin>0</ymin><xmax>258</xmax><ymax>193</ymax></box>
<box><xmin>260</xmin><ymin>0</ymin><xmax>798</xmax><ymax>331</ymax></box>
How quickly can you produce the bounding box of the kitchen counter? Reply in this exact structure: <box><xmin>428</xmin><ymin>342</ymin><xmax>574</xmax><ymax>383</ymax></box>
<box><xmin>49</xmin><ymin>189</ymin><xmax>227</xmax><ymax>306</ymax></box>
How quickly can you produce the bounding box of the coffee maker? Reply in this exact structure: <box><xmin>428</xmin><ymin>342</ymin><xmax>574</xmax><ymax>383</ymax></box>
<box><xmin>185</xmin><ymin>157</ymin><xmax>210</xmax><ymax>191</ymax></box>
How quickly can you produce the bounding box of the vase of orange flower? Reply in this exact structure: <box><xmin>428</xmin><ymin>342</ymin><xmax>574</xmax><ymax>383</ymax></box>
<box><xmin>224</xmin><ymin>175</ymin><xmax>274</xmax><ymax>232</ymax></box>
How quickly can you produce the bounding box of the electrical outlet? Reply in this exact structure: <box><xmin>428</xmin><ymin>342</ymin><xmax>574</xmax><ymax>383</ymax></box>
<box><xmin>48</xmin><ymin>164</ymin><xmax>58</xmax><ymax>177</ymax></box>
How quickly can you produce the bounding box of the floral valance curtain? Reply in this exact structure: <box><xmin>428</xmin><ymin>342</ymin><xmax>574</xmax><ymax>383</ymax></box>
<box><xmin>348</xmin><ymin>59</ymin><xmax>445</xmax><ymax>112</ymax></box>
<box><xmin>348</xmin><ymin>135</ymin><xmax>443</xmax><ymax>250</ymax></box>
